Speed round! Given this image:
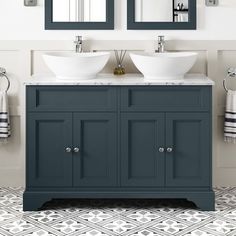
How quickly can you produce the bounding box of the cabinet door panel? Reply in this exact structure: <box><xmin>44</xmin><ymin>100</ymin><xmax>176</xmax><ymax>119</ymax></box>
<box><xmin>27</xmin><ymin>113</ymin><xmax>73</xmax><ymax>187</ymax></box>
<box><xmin>121</xmin><ymin>113</ymin><xmax>165</xmax><ymax>187</ymax></box>
<box><xmin>73</xmin><ymin>113</ymin><xmax>117</xmax><ymax>187</ymax></box>
<box><xmin>166</xmin><ymin>113</ymin><xmax>210</xmax><ymax>187</ymax></box>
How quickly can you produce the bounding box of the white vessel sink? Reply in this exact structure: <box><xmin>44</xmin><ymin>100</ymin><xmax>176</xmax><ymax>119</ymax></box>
<box><xmin>130</xmin><ymin>52</ymin><xmax>198</xmax><ymax>80</ymax></box>
<box><xmin>43</xmin><ymin>52</ymin><xmax>110</xmax><ymax>80</ymax></box>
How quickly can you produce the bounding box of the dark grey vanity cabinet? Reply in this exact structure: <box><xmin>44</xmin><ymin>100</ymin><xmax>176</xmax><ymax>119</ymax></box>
<box><xmin>165</xmin><ymin>113</ymin><xmax>210</xmax><ymax>187</ymax></box>
<box><xmin>27</xmin><ymin>113</ymin><xmax>73</xmax><ymax>187</ymax></box>
<box><xmin>24</xmin><ymin>85</ymin><xmax>215</xmax><ymax>211</ymax></box>
<box><xmin>72</xmin><ymin>113</ymin><xmax>117</xmax><ymax>187</ymax></box>
<box><xmin>121</xmin><ymin>113</ymin><xmax>165</xmax><ymax>187</ymax></box>
<box><xmin>121</xmin><ymin>113</ymin><xmax>210</xmax><ymax>188</ymax></box>
<box><xmin>27</xmin><ymin>112</ymin><xmax>117</xmax><ymax>188</ymax></box>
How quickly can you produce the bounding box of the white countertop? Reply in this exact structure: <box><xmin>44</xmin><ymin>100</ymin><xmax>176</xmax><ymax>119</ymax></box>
<box><xmin>25</xmin><ymin>74</ymin><xmax>215</xmax><ymax>86</ymax></box>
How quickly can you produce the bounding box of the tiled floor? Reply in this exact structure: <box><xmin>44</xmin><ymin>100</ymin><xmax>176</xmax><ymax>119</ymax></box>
<box><xmin>0</xmin><ymin>188</ymin><xmax>236</xmax><ymax>236</ymax></box>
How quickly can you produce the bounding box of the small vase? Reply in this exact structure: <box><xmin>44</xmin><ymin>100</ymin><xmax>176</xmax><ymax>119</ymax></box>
<box><xmin>114</xmin><ymin>64</ymin><xmax>125</xmax><ymax>75</ymax></box>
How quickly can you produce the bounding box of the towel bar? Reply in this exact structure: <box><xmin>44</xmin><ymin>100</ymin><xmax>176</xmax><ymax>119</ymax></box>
<box><xmin>223</xmin><ymin>68</ymin><xmax>236</xmax><ymax>92</ymax></box>
<box><xmin>0</xmin><ymin>67</ymin><xmax>10</xmax><ymax>92</ymax></box>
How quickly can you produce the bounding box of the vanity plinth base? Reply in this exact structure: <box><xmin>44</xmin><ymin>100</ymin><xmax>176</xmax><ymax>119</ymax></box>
<box><xmin>23</xmin><ymin>190</ymin><xmax>215</xmax><ymax>211</ymax></box>
<box><xmin>23</xmin><ymin>192</ymin><xmax>52</xmax><ymax>211</ymax></box>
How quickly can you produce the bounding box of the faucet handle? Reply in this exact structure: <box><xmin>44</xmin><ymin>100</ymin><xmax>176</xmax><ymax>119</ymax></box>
<box><xmin>158</xmin><ymin>35</ymin><xmax>165</xmax><ymax>41</ymax></box>
<box><xmin>75</xmin><ymin>36</ymin><xmax>82</xmax><ymax>41</ymax></box>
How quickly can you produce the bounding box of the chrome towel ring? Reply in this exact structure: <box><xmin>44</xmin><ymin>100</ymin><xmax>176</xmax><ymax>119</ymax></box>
<box><xmin>223</xmin><ymin>68</ymin><xmax>236</xmax><ymax>92</ymax></box>
<box><xmin>0</xmin><ymin>67</ymin><xmax>10</xmax><ymax>92</ymax></box>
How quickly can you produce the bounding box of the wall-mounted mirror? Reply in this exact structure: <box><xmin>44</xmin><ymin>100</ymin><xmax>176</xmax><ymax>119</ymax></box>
<box><xmin>127</xmin><ymin>0</ymin><xmax>196</xmax><ymax>30</ymax></box>
<box><xmin>45</xmin><ymin>0</ymin><xmax>114</xmax><ymax>29</ymax></box>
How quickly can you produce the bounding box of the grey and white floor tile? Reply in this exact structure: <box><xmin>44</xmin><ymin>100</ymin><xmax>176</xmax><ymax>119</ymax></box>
<box><xmin>0</xmin><ymin>187</ymin><xmax>236</xmax><ymax>235</ymax></box>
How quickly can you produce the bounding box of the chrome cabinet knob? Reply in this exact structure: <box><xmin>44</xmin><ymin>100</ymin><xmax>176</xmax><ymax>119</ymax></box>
<box><xmin>167</xmin><ymin>147</ymin><xmax>173</xmax><ymax>153</ymax></box>
<box><xmin>73</xmin><ymin>147</ymin><xmax>80</xmax><ymax>153</ymax></box>
<box><xmin>159</xmin><ymin>147</ymin><xmax>165</xmax><ymax>153</ymax></box>
<box><xmin>65</xmin><ymin>147</ymin><xmax>72</xmax><ymax>153</ymax></box>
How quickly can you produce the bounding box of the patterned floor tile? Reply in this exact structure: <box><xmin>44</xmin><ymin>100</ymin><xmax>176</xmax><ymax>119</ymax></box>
<box><xmin>78</xmin><ymin>210</ymin><xmax>114</xmax><ymax>223</ymax></box>
<box><xmin>0</xmin><ymin>187</ymin><xmax>235</xmax><ymax>236</ymax></box>
<box><xmin>24</xmin><ymin>230</ymin><xmax>56</xmax><ymax>236</ymax></box>
<box><xmin>224</xmin><ymin>210</ymin><xmax>236</xmax><ymax>221</ymax></box>
<box><xmin>0</xmin><ymin>210</ymin><xmax>15</xmax><ymax>223</ymax></box>
<box><xmin>215</xmin><ymin>202</ymin><xmax>231</xmax><ymax>212</ymax></box>
<box><xmin>130</xmin><ymin>229</ymin><xmax>164</xmax><ymax>236</ymax></box>
<box><xmin>216</xmin><ymin>193</ymin><xmax>236</xmax><ymax>206</ymax></box>
<box><xmin>103</xmin><ymin>219</ymin><xmax>137</xmax><ymax>234</ymax></box>
<box><xmin>77</xmin><ymin>229</ymin><xmax>110</xmax><ymax>236</ymax></box>
<box><xmin>153</xmin><ymin>219</ymin><xmax>188</xmax><ymax>234</ymax></box>
<box><xmin>175</xmin><ymin>210</ymin><xmax>210</xmax><ymax>223</ymax></box>
<box><xmin>1</xmin><ymin>219</ymin><xmax>34</xmax><ymax>234</ymax></box>
<box><xmin>204</xmin><ymin>220</ymin><xmax>236</xmax><ymax>234</ymax></box>
<box><xmin>126</xmin><ymin>210</ymin><xmax>161</xmax><ymax>223</ymax></box>
<box><xmin>0</xmin><ymin>194</ymin><xmax>22</xmax><ymax>207</ymax></box>
<box><xmin>228</xmin><ymin>229</ymin><xmax>236</xmax><ymax>236</ymax></box>
<box><xmin>51</xmin><ymin>219</ymin><xmax>86</xmax><ymax>234</ymax></box>
<box><xmin>28</xmin><ymin>210</ymin><xmax>64</xmax><ymax>224</ymax></box>
<box><xmin>183</xmin><ymin>230</ymin><xmax>216</xmax><ymax>236</ymax></box>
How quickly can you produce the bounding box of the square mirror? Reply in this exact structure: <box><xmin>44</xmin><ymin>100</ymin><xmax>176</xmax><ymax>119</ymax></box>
<box><xmin>45</xmin><ymin>0</ymin><xmax>114</xmax><ymax>29</ymax></box>
<box><xmin>127</xmin><ymin>0</ymin><xmax>196</xmax><ymax>30</ymax></box>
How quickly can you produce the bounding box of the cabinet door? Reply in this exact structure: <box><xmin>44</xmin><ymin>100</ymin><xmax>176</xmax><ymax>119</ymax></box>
<box><xmin>166</xmin><ymin>113</ymin><xmax>210</xmax><ymax>187</ymax></box>
<box><xmin>27</xmin><ymin>113</ymin><xmax>73</xmax><ymax>187</ymax></box>
<box><xmin>121</xmin><ymin>113</ymin><xmax>165</xmax><ymax>187</ymax></box>
<box><xmin>73</xmin><ymin>113</ymin><xmax>117</xmax><ymax>187</ymax></box>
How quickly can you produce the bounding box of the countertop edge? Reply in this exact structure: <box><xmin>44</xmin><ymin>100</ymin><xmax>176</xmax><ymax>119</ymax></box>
<box><xmin>24</xmin><ymin>73</ymin><xmax>215</xmax><ymax>86</ymax></box>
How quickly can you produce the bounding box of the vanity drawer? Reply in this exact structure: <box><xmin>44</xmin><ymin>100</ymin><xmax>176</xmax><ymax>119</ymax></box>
<box><xmin>121</xmin><ymin>86</ymin><xmax>211</xmax><ymax>112</ymax></box>
<box><xmin>27</xmin><ymin>86</ymin><xmax>117</xmax><ymax>112</ymax></box>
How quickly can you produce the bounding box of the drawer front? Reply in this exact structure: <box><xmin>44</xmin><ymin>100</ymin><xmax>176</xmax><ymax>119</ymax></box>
<box><xmin>27</xmin><ymin>86</ymin><xmax>117</xmax><ymax>112</ymax></box>
<box><xmin>121</xmin><ymin>86</ymin><xmax>211</xmax><ymax>112</ymax></box>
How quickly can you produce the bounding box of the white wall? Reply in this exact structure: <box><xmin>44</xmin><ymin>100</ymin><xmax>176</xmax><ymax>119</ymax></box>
<box><xmin>1</xmin><ymin>0</ymin><xmax>236</xmax><ymax>40</ymax></box>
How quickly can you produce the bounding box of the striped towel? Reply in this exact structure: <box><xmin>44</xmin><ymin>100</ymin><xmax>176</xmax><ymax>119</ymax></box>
<box><xmin>0</xmin><ymin>91</ymin><xmax>11</xmax><ymax>142</ymax></box>
<box><xmin>224</xmin><ymin>90</ymin><xmax>236</xmax><ymax>143</ymax></box>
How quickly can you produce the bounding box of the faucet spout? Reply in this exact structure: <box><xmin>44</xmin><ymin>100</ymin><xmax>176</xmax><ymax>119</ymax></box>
<box><xmin>74</xmin><ymin>36</ymin><xmax>83</xmax><ymax>53</ymax></box>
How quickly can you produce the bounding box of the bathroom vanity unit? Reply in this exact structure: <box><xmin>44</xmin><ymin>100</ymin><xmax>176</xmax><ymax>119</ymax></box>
<box><xmin>23</xmin><ymin>74</ymin><xmax>215</xmax><ymax>211</ymax></box>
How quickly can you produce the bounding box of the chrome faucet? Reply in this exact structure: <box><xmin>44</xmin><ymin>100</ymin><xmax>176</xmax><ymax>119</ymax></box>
<box><xmin>74</xmin><ymin>36</ymin><xmax>83</xmax><ymax>53</ymax></box>
<box><xmin>156</xmin><ymin>36</ymin><xmax>165</xmax><ymax>53</ymax></box>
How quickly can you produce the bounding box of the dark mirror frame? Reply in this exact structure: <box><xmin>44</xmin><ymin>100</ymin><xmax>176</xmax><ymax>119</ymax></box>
<box><xmin>45</xmin><ymin>0</ymin><xmax>114</xmax><ymax>30</ymax></box>
<box><xmin>127</xmin><ymin>0</ymin><xmax>196</xmax><ymax>30</ymax></box>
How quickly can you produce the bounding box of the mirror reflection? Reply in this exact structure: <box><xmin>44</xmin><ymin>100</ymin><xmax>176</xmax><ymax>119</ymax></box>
<box><xmin>52</xmin><ymin>0</ymin><xmax>106</xmax><ymax>22</ymax></box>
<box><xmin>135</xmin><ymin>0</ymin><xmax>188</xmax><ymax>22</ymax></box>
